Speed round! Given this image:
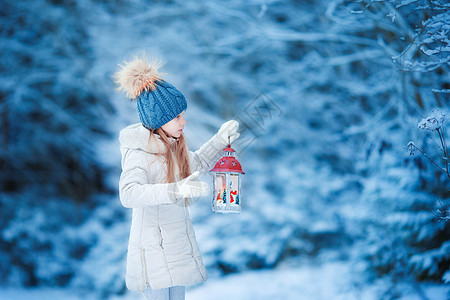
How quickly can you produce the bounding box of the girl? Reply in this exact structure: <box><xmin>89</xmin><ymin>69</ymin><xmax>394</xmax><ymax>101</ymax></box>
<box><xmin>114</xmin><ymin>55</ymin><xmax>239</xmax><ymax>300</ymax></box>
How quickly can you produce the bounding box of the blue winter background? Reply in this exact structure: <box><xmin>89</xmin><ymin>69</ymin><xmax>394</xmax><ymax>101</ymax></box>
<box><xmin>1</xmin><ymin>0</ymin><xmax>449</xmax><ymax>299</ymax></box>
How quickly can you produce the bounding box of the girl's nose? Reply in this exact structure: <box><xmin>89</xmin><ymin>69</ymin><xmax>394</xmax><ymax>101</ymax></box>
<box><xmin>181</xmin><ymin>116</ymin><xmax>187</xmax><ymax>125</ymax></box>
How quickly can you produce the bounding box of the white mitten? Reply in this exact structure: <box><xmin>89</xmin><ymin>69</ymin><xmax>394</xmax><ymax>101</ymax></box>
<box><xmin>215</xmin><ymin>120</ymin><xmax>240</xmax><ymax>149</ymax></box>
<box><xmin>168</xmin><ymin>171</ymin><xmax>210</xmax><ymax>206</ymax></box>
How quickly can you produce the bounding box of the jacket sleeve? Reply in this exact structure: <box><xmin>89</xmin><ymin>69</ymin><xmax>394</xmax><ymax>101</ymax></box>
<box><xmin>189</xmin><ymin>133</ymin><xmax>226</xmax><ymax>174</ymax></box>
<box><xmin>119</xmin><ymin>148</ymin><xmax>172</xmax><ymax>208</ymax></box>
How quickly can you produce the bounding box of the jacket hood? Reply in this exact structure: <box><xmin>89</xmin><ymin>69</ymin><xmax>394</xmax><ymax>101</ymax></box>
<box><xmin>119</xmin><ymin>123</ymin><xmax>177</xmax><ymax>154</ymax></box>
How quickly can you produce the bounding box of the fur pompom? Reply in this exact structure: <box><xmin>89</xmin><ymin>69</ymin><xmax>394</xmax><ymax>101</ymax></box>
<box><xmin>114</xmin><ymin>54</ymin><xmax>163</xmax><ymax>99</ymax></box>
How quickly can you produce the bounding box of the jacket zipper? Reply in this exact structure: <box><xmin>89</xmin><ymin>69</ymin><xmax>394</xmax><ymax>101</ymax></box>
<box><xmin>158</xmin><ymin>226</ymin><xmax>164</xmax><ymax>249</ymax></box>
<box><xmin>184</xmin><ymin>206</ymin><xmax>207</xmax><ymax>281</ymax></box>
<box><xmin>141</xmin><ymin>249</ymin><xmax>149</xmax><ymax>289</ymax></box>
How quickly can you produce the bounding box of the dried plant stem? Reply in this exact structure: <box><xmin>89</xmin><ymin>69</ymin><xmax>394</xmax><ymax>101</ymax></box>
<box><xmin>409</xmin><ymin>143</ymin><xmax>448</xmax><ymax>175</ymax></box>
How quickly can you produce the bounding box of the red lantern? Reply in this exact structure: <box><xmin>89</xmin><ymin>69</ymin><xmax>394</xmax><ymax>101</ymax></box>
<box><xmin>210</xmin><ymin>144</ymin><xmax>245</xmax><ymax>213</ymax></box>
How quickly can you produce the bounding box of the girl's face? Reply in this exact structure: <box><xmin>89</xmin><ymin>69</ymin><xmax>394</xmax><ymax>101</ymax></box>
<box><xmin>161</xmin><ymin>111</ymin><xmax>186</xmax><ymax>138</ymax></box>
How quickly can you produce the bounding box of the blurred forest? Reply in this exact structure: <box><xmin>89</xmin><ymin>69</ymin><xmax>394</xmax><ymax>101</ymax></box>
<box><xmin>0</xmin><ymin>0</ymin><xmax>449</xmax><ymax>299</ymax></box>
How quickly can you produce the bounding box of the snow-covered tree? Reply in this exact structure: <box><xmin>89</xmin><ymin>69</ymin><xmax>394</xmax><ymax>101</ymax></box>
<box><xmin>327</xmin><ymin>0</ymin><xmax>450</xmax><ymax>292</ymax></box>
<box><xmin>0</xmin><ymin>0</ymin><xmax>114</xmax><ymax>289</ymax></box>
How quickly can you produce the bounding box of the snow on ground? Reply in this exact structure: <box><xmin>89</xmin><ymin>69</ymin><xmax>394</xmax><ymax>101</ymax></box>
<box><xmin>187</xmin><ymin>261</ymin><xmax>449</xmax><ymax>300</ymax></box>
<box><xmin>1</xmin><ymin>260</ymin><xmax>447</xmax><ymax>300</ymax></box>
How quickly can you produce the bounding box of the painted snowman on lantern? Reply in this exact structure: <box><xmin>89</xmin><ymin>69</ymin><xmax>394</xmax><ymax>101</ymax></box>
<box><xmin>210</xmin><ymin>144</ymin><xmax>244</xmax><ymax>213</ymax></box>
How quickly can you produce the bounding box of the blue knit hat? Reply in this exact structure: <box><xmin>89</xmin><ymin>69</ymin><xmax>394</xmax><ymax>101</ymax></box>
<box><xmin>136</xmin><ymin>80</ymin><xmax>187</xmax><ymax>129</ymax></box>
<box><xmin>114</xmin><ymin>55</ymin><xmax>187</xmax><ymax>130</ymax></box>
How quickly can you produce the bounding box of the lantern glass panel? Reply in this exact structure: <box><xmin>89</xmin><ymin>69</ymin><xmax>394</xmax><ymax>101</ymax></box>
<box><xmin>229</xmin><ymin>174</ymin><xmax>240</xmax><ymax>206</ymax></box>
<box><xmin>214</xmin><ymin>173</ymin><xmax>227</xmax><ymax>208</ymax></box>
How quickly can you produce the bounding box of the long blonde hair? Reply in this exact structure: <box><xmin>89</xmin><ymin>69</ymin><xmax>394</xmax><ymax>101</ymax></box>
<box><xmin>148</xmin><ymin>127</ymin><xmax>191</xmax><ymax>183</ymax></box>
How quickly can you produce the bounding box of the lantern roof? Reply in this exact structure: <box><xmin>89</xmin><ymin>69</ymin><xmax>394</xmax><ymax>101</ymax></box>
<box><xmin>223</xmin><ymin>146</ymin><xmax>235</xmax><ymax>152</ymax></box>
<box><xmin>210</xmin><ymin>144</ymin><xmax>245</xmax><ymax>174</ymax></box>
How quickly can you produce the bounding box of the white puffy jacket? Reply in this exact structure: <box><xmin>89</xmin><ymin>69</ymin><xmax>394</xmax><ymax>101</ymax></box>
<box><xmin>119</xmin><ymin>123</ymin><xmax>224</xmax><ymax>291</ymax></box>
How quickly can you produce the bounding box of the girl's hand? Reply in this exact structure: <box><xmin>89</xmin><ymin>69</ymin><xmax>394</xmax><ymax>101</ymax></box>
<box><xmin>168</xmin><ymin>171</ymin><xmax>210</xmax><ymax>206</ymax></box>
<box><xmin>217</xmin><ymin>120</ymin><xmax>240</xmax><ymax>147</ymax></box>
<box><xmin>190</xmin><ymin>120</ymin><xmax>241</xmax><ymax>175</ymax></box>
